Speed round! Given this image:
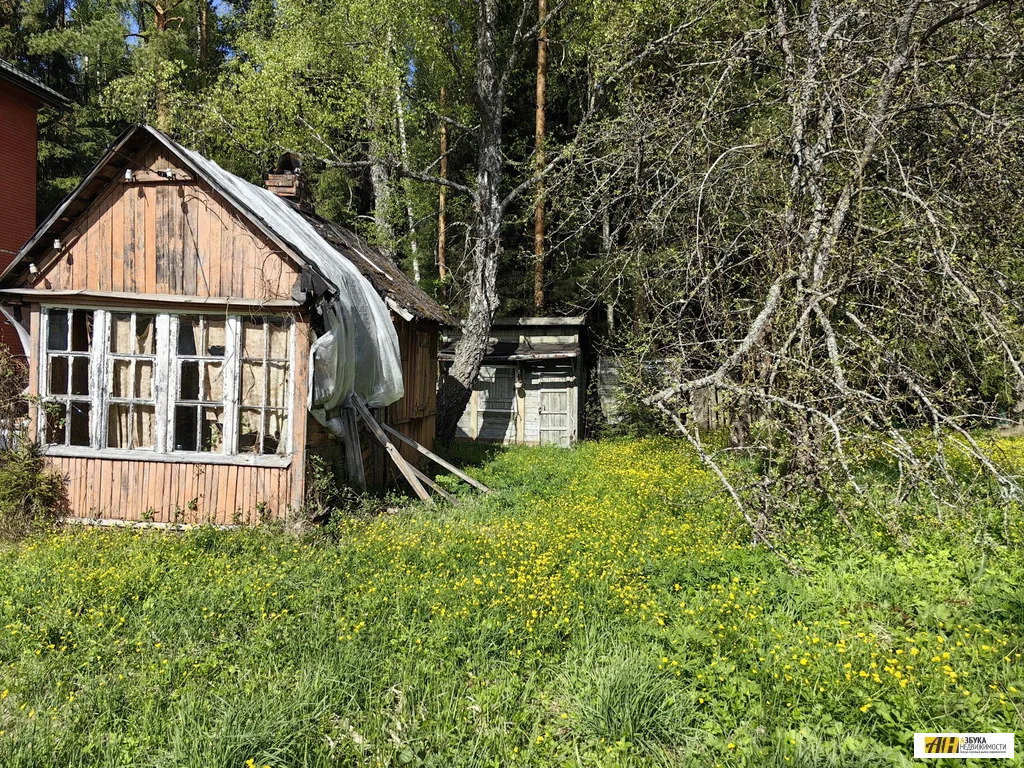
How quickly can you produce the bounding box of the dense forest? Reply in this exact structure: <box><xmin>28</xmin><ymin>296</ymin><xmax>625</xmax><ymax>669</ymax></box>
<box><xmin>4</xmin><ymin>0</ymin><xmax>1024</xmax><ymax>531</ymax></box>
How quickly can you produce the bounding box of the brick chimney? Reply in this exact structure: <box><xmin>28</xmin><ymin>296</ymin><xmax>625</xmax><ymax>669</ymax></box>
<box><xmin>265</xmin><ymin>152</ymin><xmax>313</xmax><ymax>212</ymax></box>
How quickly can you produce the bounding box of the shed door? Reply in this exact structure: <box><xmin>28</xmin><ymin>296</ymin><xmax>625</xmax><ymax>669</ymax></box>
<box><xmin>477</xmin><ymin>365</ymin><xmax>517</xmax><ymax>442</ymax></box>
<box><xmin>538</xmin><ymin>389</ymin><xmax>570</xmax><ymax>446</ymax></box>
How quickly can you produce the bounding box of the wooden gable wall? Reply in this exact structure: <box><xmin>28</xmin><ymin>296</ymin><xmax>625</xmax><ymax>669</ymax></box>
<box><xmin>17</xmin><ymin>145</ymin><xmax>300</xmax><ymax>301</ymax></box>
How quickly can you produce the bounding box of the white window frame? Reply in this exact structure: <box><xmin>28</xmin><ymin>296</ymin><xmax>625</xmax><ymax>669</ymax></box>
<box><xmin>38</xmin><ymin>305</ymin><xmax>295</xmax><ymax>467</ymax></box>
<box><xmin>105</xmin><ymin>310</ymin><xmax>159</xmax><ymax>451</ymax></box>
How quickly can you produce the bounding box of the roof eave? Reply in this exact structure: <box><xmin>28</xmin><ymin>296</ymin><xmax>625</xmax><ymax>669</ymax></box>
<box><xmin>0</xmin><ymin>60</ymin><xmax>72</xmax><ymax>108</ymax></box>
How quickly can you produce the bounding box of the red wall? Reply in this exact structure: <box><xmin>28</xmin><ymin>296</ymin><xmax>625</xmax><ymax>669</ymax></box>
<box><xmin>0</xmin><ymin>79</ymin><xmax>39</xmax><ymax>357</ymax></box>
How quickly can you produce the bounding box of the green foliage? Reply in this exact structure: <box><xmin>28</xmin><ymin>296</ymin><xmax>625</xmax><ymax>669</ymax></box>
<box><xmin>0</xmin><ymin>446</ymin><xmax>66</xmax><ymax>541</ymax></box>
<box><xmin>0</xmin><ymin>440</ymin><xmax>1020</xmax><ymax>765</ymax></box>
<box><xmin>0</xmin><ymin>348</ymin><xmax>66</xmax><ymax>540</ymax></box>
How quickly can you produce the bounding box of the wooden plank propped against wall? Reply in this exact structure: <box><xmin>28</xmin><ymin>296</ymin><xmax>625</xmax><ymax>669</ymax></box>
<box><xmin>352</xmin><ymin>398</ymin><xmax>433</xmax><ymax>504</ymax></box>
<box><xmin>381</xmin><ymin>422</ymin><xmax>493</xmax><ymax>495</ymax></box>
<box><xmin>408</xmin><ymin>464</ymin><xmax>455</xmax><ymax>501</ymax></box>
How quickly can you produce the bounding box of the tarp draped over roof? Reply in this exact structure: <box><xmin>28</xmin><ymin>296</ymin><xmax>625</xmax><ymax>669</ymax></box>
<box><xmin>159</xmin><ymin>131</ymin><xmax>406</xmax><ymax>416</ymax></box>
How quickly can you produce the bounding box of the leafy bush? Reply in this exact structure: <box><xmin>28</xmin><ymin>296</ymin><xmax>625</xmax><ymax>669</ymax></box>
<box><xmin>0</xmin><ymin>445</ymin><xmax>67</xmax><ymax>539</ymax></box>
<box><xmin>0</xmin><ymin>347</ymin><xmax>67</xmax><ymax>539</ymax></box>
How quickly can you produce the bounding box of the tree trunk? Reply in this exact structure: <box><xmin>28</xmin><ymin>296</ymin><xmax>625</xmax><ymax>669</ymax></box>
<box><xmin>438</xmin><ymin>86</ymin><xmax>449</xmax><ymax>282</ymax></box>
<box><xmin>436</xmin><ymin>0</ymin><xmax>504</xmax><ymax>444</ymax></box>
<box><xmin>197</xmin><ymin>0</ymin><xmax>209</xmax><ymax>66</ymax></box>
<box><xmin>369</xmin><ymin>134</ymin><xmax>396</xmax><ymax>257</ymax></box>
<box><xmin>532</xmin><ymin>0</ymin><xmax>548</xmax><ymax>310</ymax></box>
<box><xmin>153</xmin><ymin>5</ymin><xmax>170</xmax><ymax>131</ymax></box>
<box><xmin>394</xmin><ymin>51</ymin><xmax>421</xmax><ymax>282</ymax></box>
<box><xmin>602</xmin><ymin>204</ymin><xmax>614</xmax><ymax>332</ymax></box>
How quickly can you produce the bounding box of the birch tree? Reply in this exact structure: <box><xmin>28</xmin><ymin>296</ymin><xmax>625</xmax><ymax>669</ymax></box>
<box><xmin>554</xmin><ymin>0</ymin><xmax>1024</xmax><ymax>542</ymax></box>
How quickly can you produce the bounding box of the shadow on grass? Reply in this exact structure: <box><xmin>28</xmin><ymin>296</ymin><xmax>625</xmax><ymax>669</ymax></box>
<box><xmin>434</xmin><ymin>439</ymin><xmax>511</xmax><ymax>470</ymax></box>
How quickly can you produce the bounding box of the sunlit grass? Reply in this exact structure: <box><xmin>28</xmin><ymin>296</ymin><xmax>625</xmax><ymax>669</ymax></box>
<box><xmin>0</xmin><ymin>439</ymin><xmax>1021</xmax><ymax>766</ymax></box>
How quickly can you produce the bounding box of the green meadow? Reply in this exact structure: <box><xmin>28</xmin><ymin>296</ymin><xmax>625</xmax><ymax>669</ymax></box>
<box><xmin>0</xmin><ymin>439</ymin><xmax>1021</xmax><ymax>767</ymax></box>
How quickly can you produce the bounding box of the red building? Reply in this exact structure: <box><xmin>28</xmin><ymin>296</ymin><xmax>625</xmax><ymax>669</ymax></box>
<box><xmin>0</xmin><ymin>58</ymin><xmax>69</xmax><ymax>357</ymax></box>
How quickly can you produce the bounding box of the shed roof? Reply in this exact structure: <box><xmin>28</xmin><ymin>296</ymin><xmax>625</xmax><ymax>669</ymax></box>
<box><xmin>0</xmin><ymin>58</ymin><xmax>71</xmax><ymax>107</ymax></box>
<box><xmin>491</xmin><ymin>316</ymin><xmax>586</xmax><ymax>327</ymax></box>
<box><xmin>0</xmin><ymin>124</ymin><xmax>452</xmax><ymax>326</ymax></box>
<box><xmin>438</xmin><ymin>340</ymin><xmax>581</xmax><ymax>362</ymax></box>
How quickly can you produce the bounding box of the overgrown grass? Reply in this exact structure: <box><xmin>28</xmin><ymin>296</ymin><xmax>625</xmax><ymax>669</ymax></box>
<box><xmin>0</xmin><ymin>439</ymin><xmax>1021</xmax><ymax>766</ymax></box>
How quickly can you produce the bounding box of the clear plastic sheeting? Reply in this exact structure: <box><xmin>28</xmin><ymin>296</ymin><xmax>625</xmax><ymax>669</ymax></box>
<box><xmin>164</xmin><ymin>133</ymin><xmax>405</xmax><ymax>422</ymax></box>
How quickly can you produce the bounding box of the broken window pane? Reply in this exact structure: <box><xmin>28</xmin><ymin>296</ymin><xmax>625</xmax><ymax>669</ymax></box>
<box><xmin>238</xmin><ymin>408</ymin><xmax>261</xmax><ymax>453</ymax></box>
<box><xmin>200</xmin><ymin>407</ymin><xmax>224</xmax><ymax>452</ymax></box>
<box><xmin>204</xmin><ymin>320</ymin><xmax>226</xmax><ymax>357</ymax></box>
<box><xmin>47</xmin><ymin>310</ymin><xmax>68</xmax><ymax>351</ymax></box>
<box><xmin>108</xmin><ymin>404</ymin><xmax>131</xmax><ymax>448</ymax></box>
<box><xmin>268</xmin><ymin>319</ymin><xmax>289</xmax><ymax>360</ymax></box>
<box><xmin>49</xmin><ymin>357</ymin><xmax>68</xmax><ymax>395</ymax></box>
<box><xmin>242</xmin><ymin>318</ymin><xmax>264</xmax><ymax>358</ymax></box>
<box><xmin>203</xmin><ymin>361</ymin><xmax>223</xmax><ymax>401</ymax></box>
<box><xmin>180</xmin><ymin>361</ymin><xmax>200</xmax><ymax>401</ymax></box>
<box><xmin>178</xmin><ymin>318</ymin><xmax>199</xmax><ymax>355</ymax></box>
<box><xmin>174</xmin><ymin>406</ymin><xmax>198</xmax><ymax>451</ymax></box>
<box><xmin>267</xmin><ymin>362</ymin><xmax>289</xmax><ymax>408</ymax></box>
<box><xmin>263</xmin><ymin>410</ymin><xmax>287</xmax><ymax>455</ymax></box>
<box><xmin>111</xmin><ymin>359</ymin><xmax>131</xmax><ymax>398</ymax></box>
<box><xmin>69</xmin><ymin>402</ymin><xmax>90</xmax><ymax>446</ymax></box>
<box><xmin>45</xmin><ymin>401</ymin><xmax>66</xmax><ymax>444</ymax></box>
<box><xmin>110</xmin><ymin>313</ymin><xmax>131</xmax><ymax>353</ymax></box>
<box><xmin>239</xmin><ymin>361</ymin><xmax>265</xmax><ymax>406</ymax></box>
<box><xmin>70</xmin><ymin>357</ymin><xmax>90</xmax><ymax>396</ymax></box>
<box><xmin>70</xmin><ymin>310</ymin><xmax>93</xmax><ymax>352</ymax></box>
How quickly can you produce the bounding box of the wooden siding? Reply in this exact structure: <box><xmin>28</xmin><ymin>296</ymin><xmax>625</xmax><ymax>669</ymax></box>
<box><xmin>44</xmin><ymin>456</ymin><xmax>296</xmax><ymax>525</ymax></box>
<box><xmin>386</xmin><ymin>318</ymin><xmax>439</xmax><ymax>464</ymax></box>
<box><xmin>456</xmin><ymin>360</ymin><xmax>581</xmax><ymax>446</ymax></box>
<box><xmin>18</xmin><ymin>145</ymin><xmax>299</xmax><ymax>301</ymax></box>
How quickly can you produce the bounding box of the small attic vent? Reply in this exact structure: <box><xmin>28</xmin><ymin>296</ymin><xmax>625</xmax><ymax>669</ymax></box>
<box><xmin>265</xmin><ymin>152</ymin><xmax>312</xmax><ymax>211</ymax></box>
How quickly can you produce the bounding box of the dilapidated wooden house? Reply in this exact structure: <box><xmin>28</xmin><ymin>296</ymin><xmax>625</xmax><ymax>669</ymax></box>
<box><xmin>0</xmin><ymin>124</ymin><xmax>453</xmax><ymax>523</ymax></box>
<box><xmin>442</xmin><ymin>317</ymin><xmax>586</xmax><ymax>446</ymax></box>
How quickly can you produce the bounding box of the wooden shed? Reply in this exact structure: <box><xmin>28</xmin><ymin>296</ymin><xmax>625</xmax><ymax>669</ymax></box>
<box><xmin>442</xmin><ymin>317</ymin><xmax>586</xmax><ymax>447</ymax></box>
<box><xmin>0</xmin><ymin>124</ymin><xmax>452</xmax><ymax>523</ymax></box>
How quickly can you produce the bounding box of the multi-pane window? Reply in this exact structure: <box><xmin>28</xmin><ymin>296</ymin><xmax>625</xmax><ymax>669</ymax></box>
<box><xmin>43</xmin><ymin>309</ymin><xmax>94</xmax><ymax>446</ymax></box>
<box><xmin>107</xmin><ymin>312</ymin><xmax>156</xmax><ymax>450</ymax></box>
<box><xmin>238</xmin><ymin>317</ymin><xmax>291</xmax><ymax>455</ymax></box>
<box><xmin>174</xmin><ymin>316</ymin><xmax>227</xmax><ymax>453</ymax></box>
<box><xmin>39</xmin><ymin>307</ymin><xmax>293</xmax><ymax>461</ymax></box>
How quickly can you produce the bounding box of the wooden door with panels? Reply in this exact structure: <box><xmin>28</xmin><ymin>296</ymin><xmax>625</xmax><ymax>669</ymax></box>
<box><xmin>538</xmin><ymin>388</ymin><xmax>571</xmax><ymax>446</ymax></box>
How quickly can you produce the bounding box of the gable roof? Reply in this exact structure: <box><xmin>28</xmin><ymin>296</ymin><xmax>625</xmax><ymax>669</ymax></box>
<box><xmin>0</xmin><ymin>58</ymin><xmax>71</xmax><ymax>108</ymax></box>
<box><xmin>1</xmin><ymin>124</ymin><xmax>452</xmax><ymax>325</ymax></box>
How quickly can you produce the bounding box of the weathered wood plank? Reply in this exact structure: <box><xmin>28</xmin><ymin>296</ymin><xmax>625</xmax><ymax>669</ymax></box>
<box><xmin>354</xmin><ymin>398</ymin><xmax>432</xmax><ymax>503</ymax></box>
<box><xmin>144</xmin><ymin>186</ymin><xmax>157</xmax><ymax>295</ymax></box>
<box><xmin>381</xmin><ymin>421</ymin><xmax>493</xmax><ymax>494</ymax></box>
<box><xmin>183</xmin><ymin>191</ymin><xmax>198</xmax><ymax>295</ymax></box>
